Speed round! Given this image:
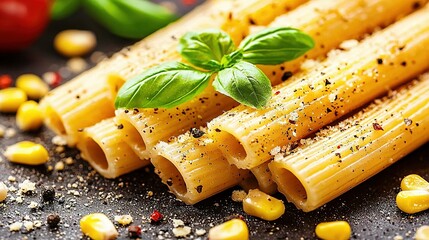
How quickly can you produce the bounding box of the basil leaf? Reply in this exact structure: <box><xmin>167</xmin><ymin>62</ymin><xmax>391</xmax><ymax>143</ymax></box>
<box><xmin>115</xmin><ymin>62</ymin><xmax>212</xmax><ymax>109</ymax></box>
<box><xmin>239</xmin><ymin>27</ymin><xmax>315</xmax><ymax>65</ymax></box>
<box><xmin>178</xmin><ymin>29</ymin><xmax>236</xmax><ymax>71</ymax></box>
<box><xmin>212</xmin><ymin>61</ymin><xmax>271</xmax><ymax>109</ymax></box>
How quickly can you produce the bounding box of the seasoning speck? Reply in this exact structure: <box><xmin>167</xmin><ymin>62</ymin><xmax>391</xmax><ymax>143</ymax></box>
<box><xmin>150</xmin><ymin>210</ymin><xmax>163</xmax><ymax>223</ymax></box>
<box><xmin>404</xmin><ymin>118</ymin><xmax>413</xmax><ymax>126</ymax></box>
<box><xmin>42</xmin><ymin>187</ymin><xmax>56</xmax><ymax>202</ymax></box>
<box><xmin>47</xmin><ymin>214</ymin><xmax>61</xmax><ymax>228</ymax></box>
<box><xmin>190</xmin><ymin>127</ymin><xmax>205</xmax><ymax>138</ymax></box>
<box><xmin>373</xmin><ymin>122</ymin><xmax>384</xmax><ymax>131</ymax></box>
<box><xmin>128</xmin><ymin>225</ymin><xmax>142</xmax><ymax>238</ymax></box>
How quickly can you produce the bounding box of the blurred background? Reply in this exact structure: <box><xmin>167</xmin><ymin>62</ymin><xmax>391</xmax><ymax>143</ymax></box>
<box><xmin>0</xmin><ymin>0</ymin><xmax>203</xmax><ymax>82</ymax></box>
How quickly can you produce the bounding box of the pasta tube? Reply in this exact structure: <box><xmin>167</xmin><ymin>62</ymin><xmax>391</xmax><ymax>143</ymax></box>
<box><xmin>77</xmin><ymin>118</ymin><xmax>149</xmax><ymax>178</ymax></box>
<box><xmin>40</xmin><ymin>0</ymin><xmax>306</xmax><ymax>146</ymax></box>
<box><xmin>152</xmin><ymin>133</ymin><xmax>249</xmax><ymax>204</ymax></box>
<box><xmin>208</xmin><ymin>4</ymin><xmax>429</xmax><ymax>169</ymax></box>
<box><xmin>269</xmin><ymin>74</ymin><xmax>429</xmax><ymax>212</ymax></box>
<box><xmin>117</xmin><ymin>0</ymin><xmax>420</xmax><ymax>161</ymax></box>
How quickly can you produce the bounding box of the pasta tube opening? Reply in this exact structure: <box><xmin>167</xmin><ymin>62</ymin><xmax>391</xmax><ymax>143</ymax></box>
<box><xmin>154</xmin><ymin>156</ymin><xmax>188</xmax><ymax>196</ymax></box>
<box><xmin>43</xmin><ymin>106</ymin><xmax>66</xmax><ymax>135</ymax></box>
<box><xmin>212</xmin><ymin>130</ymin><xmax>247</xmax><ymax>163</ymax></box>
<box><xmin>271</xmin><ymin>167</ymin><xmax>307</xmax><ymax>206</ymax></box>
<box><xmin>83</xmin><ymin>137</ymin><xmax>109</xmax><ymax>170</ymax></box>
<box><xmin>117</xmin><ymin>119</ymin><xmax>148</xmax><ymax>160</ymax></box>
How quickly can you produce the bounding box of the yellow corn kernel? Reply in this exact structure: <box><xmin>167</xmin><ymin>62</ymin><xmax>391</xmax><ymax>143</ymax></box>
<box><xmin>16</xmin><ymin>74</ymin><xmax>49</xmax><ymax>100</ymax></box>
<box><xmin>80</xmin><ymin>213</ymin><xmax>118</xmax><ymax>240</ymax></box>
<box><xmin>315</xmin><ymin>221</ymin><xmax>352</xmax><ymax>240</ymax></box>
<box><xmin>401</xmin><ymin>174</ymin><xmax>429</xmax><ymax>191</ymax></box>
<box><xmin>16</xmin><ymin>101</ymin><xmax>44</xmax><ymax>131</ymax></box>
<box><xmin>242</xmin><ymin>189</ymin><xmax>285</xmax><ymax>221</ymax></box>
<box><xmin>208</xmin><ymin>219</ymin><xmax>249</xmax><ymax>240</ymax></box>
<box><xmin>0</xmin><ymin>181</ymin><xmax>8</xmax><ymax>202</ymax></box>
<box><xmin>0</xmin><ymin>88</ymin><xmax>27</xmax><ymax>113</ymax></box>
<box><xmin>54</xmin><ymin>30</ymin><xmax>96</xmax><ymax>57</ymax></box>
<box><xmin>415</xmin><ymin>225</ymin><xmax>429</xmax><ymax>240</ymax></box>
<box><xmin>4</xmin><ymin>141</ymin><xmax>49</xmax><ymax>165</ymax></box>
<box><xmin>396</xmin><ymin>190</ymin><xmax>429</xmax><ymax>214</ymax></box>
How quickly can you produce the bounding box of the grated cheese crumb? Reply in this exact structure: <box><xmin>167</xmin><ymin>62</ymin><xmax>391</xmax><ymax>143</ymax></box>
<box><xmin>172</xmin><ymin>219</ymin><xmax>184</xmax><ymax>228</ymax></box>
<box><xmin>172</xmin><ymin>226</ymin><xmax>191</xmax><ymax>238</ymax></box>
<box><xmin>270</xmin><ymin>146</ymin><xmax>281</xmax><ymax>156</ymax></box>
<box><xmin>19</xmin><ymin>180</ymin><xmax>36</xmax><ymax>193</ymax></box>
<box><xmin>23</xmin><ymin>221</ymin><xmax>34</xmax><ymax>231</ymax></box>
<box><xmin>339</xmin><ymin>39</ymin><xmax>359</xmax><ymax>50</ymax></box>
<box><xmin>114</xmin><ymin>214</ymin><xmax>133</xmax><ymax>225</ymax></box>
<box><xmin>8</xmin><ymin>176</ymin><xmax>16</xmax><ymax>182</ymax></box>
<box><xmin>15</xmin><ymin>196</ymin><xmax>23</xmax><ymax>203</ymax></box>
<box><xmin>5</xmin><ymin>128</ymin><xmax>16</xmax><ymax>138</ymax></box>
<box><xmin>55</xmin><ymin>161</ymin><xmax>65</xmax><ymax>171</ymax></box>
<box><xmin>64</xmin><ymin>157</ymin><xmax>74</xmax><ymax>165</ymax></box>
<box><xmin>52</xmin><ymin>135</ymin><xmax>67</xmax><ymax>146</ymax></box>
<box><xmin>231</xmin><ymin>190</ymin><xmax>247</xmax><ymax>202</ymax></box>
<box><xmin>9</xmin><ymin>222</ymin><xmax>23</xmax><ymax>231</ymax></box>
<box><xmin>28</xmin><ymin>201</ymin><xmax>38</xmax><ymax>209</ymax></box>
<box><xmin>195</xmin><ymin>228</ymin><xmax>207</xmax><ymax>236</ymax></box>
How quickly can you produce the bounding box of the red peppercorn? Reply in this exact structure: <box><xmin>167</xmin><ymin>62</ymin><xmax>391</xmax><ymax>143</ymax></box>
<box><xmin>128</xmin><ymin>225</ymin><xmax>142</xmax><ymax>238</ymax></box>
<box><xmin>275</xmin><ymin>91</ymin><xmax>280</xmax><ymax>95</ymax></box>
<box><xmin>150</xmin><ymin>210</ymin><xmax>163</xmax><ymax>223</ymax></box>
<box><xmin>0</xmin><ymin>74</ymin><xmax>12</xmax><ymax>89</ymax></box>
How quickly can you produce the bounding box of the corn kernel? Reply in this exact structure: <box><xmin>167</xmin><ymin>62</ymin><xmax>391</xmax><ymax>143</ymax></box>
<box><xmin>80</xmin><ymin>213</ymin><xmax>118</xmax><ymax>240</ymax></box>
<box><xmin>242</xmin><ymin>189</ymin><xmax>285</xmax><ymax>221</ymax></box>
<box><xmin>401</xmin><ymin>174</ymin><xmax>429</xmax><ymax>191</ymax></box>
<box><xmin>4</xmin><ymin>141</ymin><xmax>49</xmax><ymax>165</ymax></box>
<box><xmin>0</xmin><ymin>88</ymin><xmax>27</xmax><ymax>112</ymax></box>
<box><xmin>16</xmin><ymin>101</ymin><xmax>44</xmax><ymax>131</ymax></box>
<box><xmin>54</xmin><ymin>30</ymin><xmax>96</xmax><ymax>57</ymax></box>
<box><xmin>16</xmin><ymin>74</ymin><xmax>49</xmax><ymax>100</ymax></box>
<box><xmin>396</xmin><ymin>190</ymin><xmax>429</xmax><ymax>214</ymax></box>
<box><xmin>208</xmin><ymin>219</ymin><xmax>249</xmax><ymax>240</ymax></box>
<box><xmin>415</xmin><ymin>225</ymin><xmax>429</xmax><ymax>240</ymax></box>
<box><xmin>315</xmin><ymin>221</ymin><xmax>352</xmax><ymax>240</ymax></box>
<box><xmin>0</xmin><ymin>181</ymin><xmax>8</xmax><ymax>202</ymax></box>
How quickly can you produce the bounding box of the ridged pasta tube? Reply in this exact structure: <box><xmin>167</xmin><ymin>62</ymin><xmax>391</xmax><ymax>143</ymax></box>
<box><xmin>40</xmin><ymin>0</ymin><xmax>307</xmax><ymax>146</ymax></box>
<box><xmin>77</xmin><ymin>118</ymin><xmax>148</xmax><ymax>178</ymax></box>
<box><xmin>117</xmin><ymin>0</ymin><xmax>422</xmax><ymax>162</ymax></box>
<box><xmin>152</xmin><ymin>133</ymin><xmax>249</xmax><ymax>204</ymax></box>
<box><xmin>208</xmin><ymin>4</ymin><xmax>429</xmax><ymax>169</ymax></box>
<box><xmin>269</xmin><ymin>74</ymin><xmax>429</xmax><ymax>212</ymax></box>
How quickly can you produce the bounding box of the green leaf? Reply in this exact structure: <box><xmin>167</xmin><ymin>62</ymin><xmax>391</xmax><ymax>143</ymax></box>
<box><xmin>178</xmin><ymin>29</ymin><xmax>236</xmax><ymax>71</ymax></box>
<box><xmin>83</xmin><ymin>0</ymin><xmax>177</xmax><ymax>39</ymax></box>
<box><xmin>115</xmin><ymin>62</ymin><xmax>212</xmax><ymax>109</ymax></box>
<box><xmin>239</xmin><ymin>27</ymin><xmax>315</xmax><ymax>65</ymax></box>
<box><xmin>212</xmin><ymin>61</ymin><xmax>272</xmax><ymax>109</ymax></box>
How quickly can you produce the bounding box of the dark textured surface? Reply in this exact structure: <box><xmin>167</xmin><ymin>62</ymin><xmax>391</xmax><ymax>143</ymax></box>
<box><xmin>1</xmin><ymin>4</ymin><xmax>428</xmax><ymax>240</ymax></box>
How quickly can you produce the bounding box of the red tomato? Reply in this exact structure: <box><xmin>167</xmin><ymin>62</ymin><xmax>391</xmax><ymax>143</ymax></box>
<box><xmin>0</xmin><ymin>0</ymin><xmax>50</xmax><ymax>51</ymax></box>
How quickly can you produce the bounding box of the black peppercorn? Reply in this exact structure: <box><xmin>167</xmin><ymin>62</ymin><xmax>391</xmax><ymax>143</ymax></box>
<box><xmin>42</xmin><ymin>187</ymin><xmax>55</xmax><ymax>202</ymax></box>
<box><xmin>47</xmin><ymin>214</ymin><xmax>61</xmax><ymax>228</ymax></box>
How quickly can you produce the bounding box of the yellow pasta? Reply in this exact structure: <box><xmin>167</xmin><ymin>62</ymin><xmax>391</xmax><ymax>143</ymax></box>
<box><xmin>269</xmin><ymin>73</ymin><xmax>429</xmax><ymax>212</ymax></box>
<box><xmin>40</xmin><ymin>0</ymin><xmax>306</xmax><ymax>146</ymax></box>
<box><xmin>77</xmin><ymin>118</ymin><xmax>148</xmax><ymax>178</ymax></box>
<box><xmin>152</xmin><ymin>133</ymin><xmax>249</xmax><ymax>204</ymax></box>
<box><xmin>117</xmin><ymin>0</ymin><xmax>419</xmax><ymax>162</ymax></box>
<box><xmin>249</xmin><ymin>162</ymin><xmax>278</xmax><ymax>195</ymax></box>
<box><xmin>208</xmin><ymin>4</ymin><xmax>429</xmax><ymax>169</ymax></box>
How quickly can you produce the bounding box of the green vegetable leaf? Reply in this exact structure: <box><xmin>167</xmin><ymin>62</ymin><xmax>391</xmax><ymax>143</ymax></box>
<box><xmin>178</xmin><ymin>29</ymin><xmax>236</xmax><ymax>71</ymax></box>
<box><xmin>239</xmin><ymin>27</ymin><xmax>315</xmax><ymax>65</ymax></box>
<box><xmin>115</xmin><ymin>62</ymin><xmax>212</xmax><ymax>109</ymax></box>
<box><xmin>212</xmin><ymin>61</ymin><xmax>272</xmax><ymax>109</ymax></box>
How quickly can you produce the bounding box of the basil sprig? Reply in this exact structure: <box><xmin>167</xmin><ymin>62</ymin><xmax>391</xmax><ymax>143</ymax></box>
<box><xmin>115</xmin><ymin>27</ymin><xmax>314</xmax><ymax>109</ymax></box>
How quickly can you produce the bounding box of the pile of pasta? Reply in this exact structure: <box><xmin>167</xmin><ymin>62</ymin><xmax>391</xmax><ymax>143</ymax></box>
<box><xmin>40</xmin><ymin>0</ymin><xmax>429</xmax><ymax>212</ymax></box>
